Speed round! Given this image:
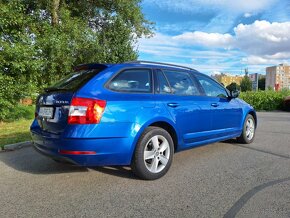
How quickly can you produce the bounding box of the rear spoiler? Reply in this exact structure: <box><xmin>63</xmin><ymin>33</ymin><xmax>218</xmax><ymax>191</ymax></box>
<box><xmin>73</xmin><ymin>63</ymin><xmax>110</xmax><ymax>71</ymax></box>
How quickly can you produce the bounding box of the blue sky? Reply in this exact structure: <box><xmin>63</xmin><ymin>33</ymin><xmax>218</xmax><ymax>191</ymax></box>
<box><xmin>138</xmin><ymin>0</ymin><xmax>290</xmax><ymax>75</ymax></box>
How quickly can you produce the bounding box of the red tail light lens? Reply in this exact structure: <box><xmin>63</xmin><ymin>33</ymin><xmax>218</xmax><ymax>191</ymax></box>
<box><xmin>68</xmin><ymin>97</ymin><xmax>106</xmax><ymax>124</ymax></box>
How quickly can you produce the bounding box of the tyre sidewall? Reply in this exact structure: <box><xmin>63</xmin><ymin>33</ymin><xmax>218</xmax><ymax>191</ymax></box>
<box><xmin>242</xmin><ymin>114</ymin><xmax>255</xmax><ymax>144</ymax></box>
<box><xmin>132</xmin><ymin>127</ymin><xmax>174</xmax><ymax>180</ymax></box>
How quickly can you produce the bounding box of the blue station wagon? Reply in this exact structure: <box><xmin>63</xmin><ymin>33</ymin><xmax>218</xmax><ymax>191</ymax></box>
<box><xmin>31</xmin><ymin>61</ymin><xmax>257</xmax><ymax>180</ymax></box>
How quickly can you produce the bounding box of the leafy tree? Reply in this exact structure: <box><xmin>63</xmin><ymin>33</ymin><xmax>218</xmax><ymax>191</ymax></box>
<box><xmin>226</xmin><ymin>82</ymin><xmax>240</xmax><ymax>92</ymax></box>
<box><xmin>258</xmin><ymin>77</ymin><xmax>265</xmax><ymax>90</ymax></box>
<box><xmin>0</xmin><ymin>0</ymin><xmax>154</xmax><ymax>121</ymax></box>
<box><xmin>240</xmin><ymin>76</ymin><xmax>252</xmax><ymax>92</ymax></box>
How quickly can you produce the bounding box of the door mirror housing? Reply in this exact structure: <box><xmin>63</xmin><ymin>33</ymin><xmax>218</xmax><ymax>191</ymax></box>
<box><xmin>230</xmin><ymin>90</ymin><xmax>240</xmax><ymax>98</ymax></box>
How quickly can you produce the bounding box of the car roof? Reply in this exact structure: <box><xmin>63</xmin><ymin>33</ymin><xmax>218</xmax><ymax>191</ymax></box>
<box><xmin>75</xmin><ymin>61</ymin><xmax>199</xmax><ymax>73</ymax></box>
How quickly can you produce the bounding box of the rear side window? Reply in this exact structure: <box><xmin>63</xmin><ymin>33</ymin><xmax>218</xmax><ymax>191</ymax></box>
<box><xmin>108</xmin><ymin>69</ymin><xmax>152</xmax><ymax>93</ymax></box>
<box><xmin>45</xmin><ymin>68</ymin><xmax>105</xmax><ymax>92</ymax></box>
<box><xmin>163</xmin><ymin>70</ymin><xmax>200</xmax><ymax>96</ymax></box>
<box><xmin>195</xmin><ymin>74</ymin><xmax>228</xmax><ymax>98</ymax></box>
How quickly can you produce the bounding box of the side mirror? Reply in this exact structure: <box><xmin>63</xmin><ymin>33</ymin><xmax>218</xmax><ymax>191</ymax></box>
<box><xmin>230</xmin><ymin>90</ymin><xmax>240</xmax><ymax>98</ymax></box>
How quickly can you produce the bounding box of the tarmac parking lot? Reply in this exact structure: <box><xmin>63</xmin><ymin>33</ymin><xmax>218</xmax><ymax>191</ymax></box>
<box><xmin>0</xmin><ymin>112</ymin><xmax>290</xmax><ymax>217</ymax></box>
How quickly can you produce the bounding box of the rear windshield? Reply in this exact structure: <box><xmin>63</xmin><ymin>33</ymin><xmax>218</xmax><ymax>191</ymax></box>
<box><xmin>45</xmin><ymin>67</ymin><xmax>105</xmax><ymax>92</ymax></box>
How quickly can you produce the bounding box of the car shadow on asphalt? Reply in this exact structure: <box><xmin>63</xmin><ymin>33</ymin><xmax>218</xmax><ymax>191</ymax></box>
<box><xmin>222</xmin><ymin>139</ymin><xmax>240</xmax><ymax>144</ymax></box>
<box><xmin>90</xmin><ymin>166</ymin><xmax>137</xmax><ymax>179</ymax></box>
<box><xmin>0</xmin><ymin>147</ymin><xmax>138</xmax><ymax>179</ymax></box>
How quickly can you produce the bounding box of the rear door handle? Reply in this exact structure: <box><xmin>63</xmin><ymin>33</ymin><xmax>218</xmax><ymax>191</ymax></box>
<box><xmin>167</xmin><ymin>103</ymin><xmax>179</xmax><ymax>108</ymax></box>
<box><xmin>211</xmin><ymin>103</ymin><xmax>219</xmax><ymax>107</ymax></box>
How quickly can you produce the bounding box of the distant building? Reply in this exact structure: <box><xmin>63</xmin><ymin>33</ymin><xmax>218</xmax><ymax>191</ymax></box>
<box><xmin>249</xmin><ymin>73</ymin><xmax>259</xmax><ymax>91</ymax></box>
<box><xmin>212</xmin><ymin>73</ymin><xmax>243</xmax><ymax>86</ymax></box>
<box><xmin>266</xmin><ymin>63</ymin><xmax>290</xmax><ymax>91</ymax></box>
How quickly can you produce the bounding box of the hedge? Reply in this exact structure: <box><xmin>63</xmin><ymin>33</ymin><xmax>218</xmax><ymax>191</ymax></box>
<box><xmin>239</xmin><ymin>90</ymin><xmax>290</xmax><ymax>111</ymax></box>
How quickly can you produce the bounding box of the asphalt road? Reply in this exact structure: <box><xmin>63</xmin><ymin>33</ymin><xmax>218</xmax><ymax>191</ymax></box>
<box><xmin>0</xmin><ymin>112</ymin><xmax>290</xmax><ymax>218</ymax></box>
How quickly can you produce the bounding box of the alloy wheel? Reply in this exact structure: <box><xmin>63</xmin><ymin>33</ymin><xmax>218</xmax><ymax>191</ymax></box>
<box><xmin>143</xmin><ymin>135</ymin><xmax>170</xmax><ymax>173</ymax></box>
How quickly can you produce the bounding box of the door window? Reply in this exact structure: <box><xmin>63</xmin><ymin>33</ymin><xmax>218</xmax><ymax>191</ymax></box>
<box><xmin>163</xmin><ymin>70</ymin><xmax>200</xmax><ymax>96</ymax></box>
<box><xmin>195</xmin><ymin>74</ymin><xmax>228</xmax><ymax>98</ymax></box>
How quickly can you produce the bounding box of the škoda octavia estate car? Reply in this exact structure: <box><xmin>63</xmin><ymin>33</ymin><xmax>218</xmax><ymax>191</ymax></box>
<box><xmin>31</xmin><ymin>61</ymin><xmax>257</xmax><ymax>180</ymax></box>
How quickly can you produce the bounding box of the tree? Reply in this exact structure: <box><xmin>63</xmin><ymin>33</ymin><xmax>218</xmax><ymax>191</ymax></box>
<box><xmin>226</xmin><ymin>82</ymin><xmax>240</xmax><ymax>92</ymax></box>
<box><xmin>0</xmin><ymin>0</ymin><xmax>154</xmax><ymax>120</ymax></box>
<box><xmin>258</xmin><ymin>77</ymin><xmax>265</xmax><ymax>90</ymax></box>
<box><xmin>240</xmin><ymin>76</ymin><xmax>252</xmax><ymax>92</ymax></box>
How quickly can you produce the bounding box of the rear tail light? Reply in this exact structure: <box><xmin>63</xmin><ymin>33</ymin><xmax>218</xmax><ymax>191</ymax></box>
<box><xmin>68</xmin><ymin>97</ymin><xmax>106</xmax><ymax>124</ymax></box>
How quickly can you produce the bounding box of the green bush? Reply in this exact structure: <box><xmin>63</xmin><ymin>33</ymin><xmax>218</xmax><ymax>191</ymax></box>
<box><xmin>0</xmin><ymin>73</ymin><xmax>35</xmax><ymax>121</ymax></box>
<box><xmin>239</xmin><ymin>90</ymin><xmax>290</xmax><ymax>111</ymax></box>
<box><xmin>8</xmin><ymin>105</ymin><xmax>35</xmax><ymax>121</ymax></box>
<box><xmin>0</xmin><ymin>103</ymin><xmax>35</xmax><ymax>122</ymax></box>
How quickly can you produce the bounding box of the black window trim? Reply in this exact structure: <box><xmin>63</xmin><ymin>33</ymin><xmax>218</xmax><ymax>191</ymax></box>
<box><xmin>154</xmin><ymin>69</ymin><xmax>173</xmax><ymax>94</ymax></box>
<box><xmin>156</xmin><ymin>68</ymin><xmax>202</xmax><ymax>96</ymax></box>
<box><xmin>105</xmin><ymin>67</ymin><xmax>154</xmax><ymax>94</ymax></box>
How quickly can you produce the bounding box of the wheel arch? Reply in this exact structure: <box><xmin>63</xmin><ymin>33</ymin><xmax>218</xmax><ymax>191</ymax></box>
<box><xmin>129</xmin><ymin>118</ymin><xmax>180</xmax><ymax>164</ymax></box>
<box><xmin>148</xmin><ymin>121</ymin><xmax>178</xmax><ymax>151</ymax></box>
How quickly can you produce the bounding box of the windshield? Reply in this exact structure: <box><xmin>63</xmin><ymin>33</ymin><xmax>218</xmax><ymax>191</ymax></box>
<box><xmin>45</xmin><ymin>68</ymin><xmax>105</xmax><ymax>92</ymax></box>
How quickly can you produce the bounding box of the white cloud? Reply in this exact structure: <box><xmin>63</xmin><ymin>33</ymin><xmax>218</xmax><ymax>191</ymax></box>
<box><xmin>173</xmin><ymin>31</ymin><xmax>233</xmax><ymax>48</ymax></box>
<box><xmin>171</xmin><ymin>20</ymin><xmax>290</xmax><ymax>55</ymax></box>
<box><xmin>234</xmin><ymin>20</ymin><xmax>290</xmax><ymax>55</ymax></box>
<box><xmin>138</xmin><ymin>20</ymin><xmax>290</xmax><ymax>74</ymax></box>
<box><xmin>244</xmin><ymin>13</ymin><xmax>252</xmax><ymax>18</ymax></box>
<box><xmin>242</xmin><ymin>56</ymin><xmax>269</xmax><ymax>65</ymax></box>
<box><xmin>242</xmin><ymin>53</ymin><xmax>290</xmax><ymax>65</ymax></box>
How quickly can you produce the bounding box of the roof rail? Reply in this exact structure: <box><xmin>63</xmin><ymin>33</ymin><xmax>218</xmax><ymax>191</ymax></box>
<box><xmin>124</xmin><ymin>60</ymin><xmax>195</xmax><ymax>71</ymax></box>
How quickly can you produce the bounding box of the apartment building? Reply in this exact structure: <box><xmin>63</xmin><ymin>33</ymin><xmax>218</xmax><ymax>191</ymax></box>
<box><xmin>212</xmin><ymin>73</ymin><xmax>243</xmax><ymax>86</ymax></box>
<box><xmin>266</xmin><ymin>63</ymin><xmax>290</xmax><ymax>90</ymax></box>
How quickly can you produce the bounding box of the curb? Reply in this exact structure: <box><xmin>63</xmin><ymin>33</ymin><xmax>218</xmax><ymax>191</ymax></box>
<box><xmin>2</xmin><ymin>141</ymin><xmax>32</xmax><ymax>151</ymax></box>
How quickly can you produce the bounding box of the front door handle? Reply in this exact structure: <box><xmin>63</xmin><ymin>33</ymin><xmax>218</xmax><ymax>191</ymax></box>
<box><xmin>167</xmin><ymin>103</ymin><xmax>179</xmax><ymax>108</ymax></box>
<box><xmin>211</xmin><ymin>103</ymin><xmax>219</xmax><ymax>107</ymax></box>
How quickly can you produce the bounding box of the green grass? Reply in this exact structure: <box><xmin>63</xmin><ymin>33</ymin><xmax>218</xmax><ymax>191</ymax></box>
<box><xmin>0</xmin><ymin>119</ymin><xmax>33</xmax><ymax>149</ymax></box>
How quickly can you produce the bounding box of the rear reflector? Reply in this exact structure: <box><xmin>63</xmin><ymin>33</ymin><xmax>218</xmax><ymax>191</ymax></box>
<box><xmin>59</xmin><ymin>150</ymin><xmax>96</xmax><ymax>155</ymax></box>
<box><xmin>68</xmin><ymin>97</ymin><xmax>106</xmax><ymax>124</ymax></box>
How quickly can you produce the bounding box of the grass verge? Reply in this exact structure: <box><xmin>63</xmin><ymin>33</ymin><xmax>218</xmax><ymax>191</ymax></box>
<box><xmin>0</xmin><ymin>119</ymin><xmax>33</xmax><ymax>149</ymax></box>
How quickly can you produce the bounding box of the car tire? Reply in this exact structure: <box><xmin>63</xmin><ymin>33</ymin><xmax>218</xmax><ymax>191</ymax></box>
<box><xmin>237</xmin><ymin>114</ymin><xmax>256</xmax><ymax>144</ymax></box>
<box><xmin>131</xmin><ymin>126</ymin><xmax>174</xmax><ymax>180</ymax></box>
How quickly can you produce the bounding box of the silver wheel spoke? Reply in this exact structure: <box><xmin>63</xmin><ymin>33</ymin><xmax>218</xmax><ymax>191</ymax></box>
<box><xmin>159</xmin><ymin>155</ymin><xmax>168</xmax><ymax>165</ymax></box>
<box><xmin>144</xmin><ymin>150</ymin><xmax>155</xmax><ymax>160</ymax></box>
<box><xmin>151</xmin><ymin>136</ymin><xmax>159</xmax><ymax>150</ymax></box>
<box><xmin>150</xmin><ymin>157</ymin><xmax>159</xmax><ymax>173</ymax></box>
<box><xmin>159</xmin><ymin>140</ymin><xmax>169</xmax><ymax>152</ymax></box>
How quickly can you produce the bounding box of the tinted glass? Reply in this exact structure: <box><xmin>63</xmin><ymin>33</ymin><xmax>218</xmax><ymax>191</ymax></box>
<box><xmin>108</xmin><ymin>69</ymin><xmax>152</xmax><ymax>93</ymax></box>
<box><xmin>195</xmin><ymin>74</ymin><xmax>228</xmax><ymax>98</ymax></box>
<box><xmin>45</xmin><ymin>68</ymin><xmax>105</xmax><ymax>92</ymax></box>
<box><xmin>156</xmin><ymin>70</ymin><xmax>171</xmax><ymax>94</ymax></box>
<box><xmin>163</xmin><ymin>71</ymin><xmax>199</xmax><ymax>96</ymax></box>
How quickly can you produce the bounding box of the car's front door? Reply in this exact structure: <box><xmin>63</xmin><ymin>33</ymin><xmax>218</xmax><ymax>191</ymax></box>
<box><xmin>194</xmin><ymin>73</ymin><xmax>243</xmax><ymax>138</ymax></box>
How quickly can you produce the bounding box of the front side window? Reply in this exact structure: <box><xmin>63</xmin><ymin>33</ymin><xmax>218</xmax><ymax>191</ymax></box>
<box><xmin>163</xmin><ymin>70</ymin><xmax>200</xmax><ymax>96</ymax></box>
<box><xmin>108</xmin><ymin>69</ymin><xmax>152</xmax><ymax>93</ymax></box>
<box><xmin>195</xmin><ymin>74</ymin><xmax>228</xmax><ymax>98</ymax></box>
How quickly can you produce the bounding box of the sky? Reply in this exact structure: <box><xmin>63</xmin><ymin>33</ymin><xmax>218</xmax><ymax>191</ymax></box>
<box><xmin>138</xmin><ymin>0</ymin><xmax>290</xmax><ymax>75</ymax></box>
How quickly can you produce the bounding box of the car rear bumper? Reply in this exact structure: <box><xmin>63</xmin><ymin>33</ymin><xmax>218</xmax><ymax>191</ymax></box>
<box><xmin>31</xmin><ymin>130</ymin><xmax>134</xmax><ymax>166</ymax></box>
